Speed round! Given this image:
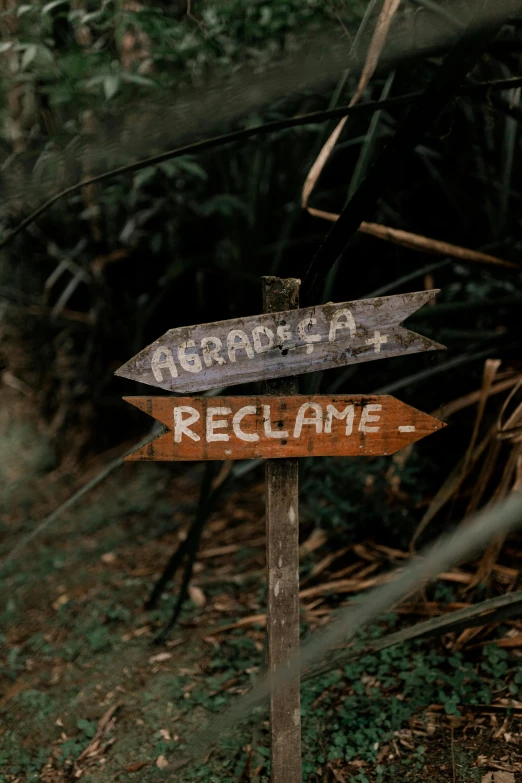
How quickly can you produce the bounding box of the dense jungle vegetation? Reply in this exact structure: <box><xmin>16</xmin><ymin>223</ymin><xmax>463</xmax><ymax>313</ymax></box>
<box><xmin>1</xmin><ymin>1</ymin><xmax>522</xmax><ymax>781</ymax></box>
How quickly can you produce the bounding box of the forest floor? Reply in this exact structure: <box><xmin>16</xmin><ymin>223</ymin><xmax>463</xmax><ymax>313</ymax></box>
<box><xmin>1</xmin><ymin>393</ymin><xmax>522</xmax><ymax>783</ymax></box>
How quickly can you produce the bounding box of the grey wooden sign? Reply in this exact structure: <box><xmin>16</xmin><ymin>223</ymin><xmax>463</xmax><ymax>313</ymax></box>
<box><xmin>115</xmin><ymin>290</ymin><xmax>444</xmax><ymax>393</ymax></box>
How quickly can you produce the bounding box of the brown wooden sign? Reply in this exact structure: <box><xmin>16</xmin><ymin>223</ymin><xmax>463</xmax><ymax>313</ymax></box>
<box><xmin>114</xmin><ymin>291</ymin><xmax>444</xmax><ymax>393</ymax></box>
<box><xmin>122</xmin><ymin>395</ymin><xmax>445</xmax><ymax>461</ymax></box>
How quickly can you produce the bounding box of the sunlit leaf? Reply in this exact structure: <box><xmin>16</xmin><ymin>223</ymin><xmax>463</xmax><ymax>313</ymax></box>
<box><xmin>103</xmin><ymin>74</ymin><xmax>120</xmax><ymax>100</ymax></box>
<box><xmin>20</xmin><ymin>44</ymin><xmax>37</xmax><ymax>70</ymax></box>
<box><xmin>133</xmin><ymin>167</ymin><xmax>158</xmax><ymax>189</ymax></box>
<box><xmin>176</xmin><ymin>158</ymin><xmax>207</xmax><ymax>181</ymax></box>
<box><xmin>120</xmin><ymin>72</ymin><xmax>156</xmax><ymax>87</ymax></box>
<box><xmin>42</xmin><ymin>0</ymin><xmax>69</xmax><ymax>15</ymax></box>
<box><xmin>80</xmin><ymin>9</ymin><xmax>104</xmax><ymax>24</ymax></box>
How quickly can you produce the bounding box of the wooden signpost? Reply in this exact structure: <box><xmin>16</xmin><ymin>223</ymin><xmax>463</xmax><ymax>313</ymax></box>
<box><xmin>115</xmin><ymin>279</ymin><xmax>446</xmax><ymax>783</ymax></box>
<box><xmin>115</xmin><ymin>290</ymin><xmax>444</xmax><ymax>393</ymax></box>
<box><xmin>122</xmin><ymin>394</ymin><xmax>445</xmax><ymax>461</ymax></box>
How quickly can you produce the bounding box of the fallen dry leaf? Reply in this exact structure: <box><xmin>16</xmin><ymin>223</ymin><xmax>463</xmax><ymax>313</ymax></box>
<box><xmin>156</xmin><ymin>755</ymin><xmax>169</xmax><ymax>769</ymax></box>
<box><xmin>76</xmin><ymin>704</ymin><xmax>120</xmax><ymax>764</ymax></box>
<box><xmin>302</xmin><ymin>0</ymin><xmax>401</xmax><ymax>211</ymax></box>
<box><xmin>188</xmin><ymin>584</ymin><xmax>206</xmax><ymax>607</ymax></box>
<box><xmin>122</xmin><ymin>625</ymin><xmax>151</xmax><ymax>641</ymax></box>
<box><xmin>52</xmin><ymin>593</ymin><xmax>70</xmax><ymax>610</ymax></box>
<box><xmin>126</xmin><ymin>760</ymin><xmax>149</xmax><ymax>772</ymax></box>
<box><xmin>149</xmin><ymin>652</ymin><xmax>172</xmax><ymax>664</ymax></box>
<box><xmin>482</xmin><ymin>773</ymin><xmax>516</xmax><ymax>783</ymax></box>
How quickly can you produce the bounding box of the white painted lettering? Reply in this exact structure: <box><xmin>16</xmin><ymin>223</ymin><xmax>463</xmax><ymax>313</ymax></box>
<box><xmin>201</xmin><ymin>336</ymin><xmax>226</xmax><ymax>367</ymax></box>
<box><xmin>277</xmin><ymin>324</ymin><xmax>292</xmax><ymax>344</ymax></box>
<box><xmin>227</xmin><ymin>330</ymin><xmax>254</xmax><ymax>362</ymax></box>
<box><xmin>297</xmin><ymin>317</ymin><xmax>322</xmax><ymax>354</ymax></box>
<box><xmin>263</xmin><ymin>405</ymin><xmax>289</xmax><ymax>439</ymax></box>
<box><xmin>252</xmin><ymin>325</ymin><xmax>274</xmax><ymax>354</ymax></box>
<box><xmin>206</xmin><ymin>407</ymin><xmax>232</xmax><ymax>442</ymax></box>
<box><xmin>151</xmin><ymin>347</ymin><xmax>178</xmax><ymax>382</ymax></box>
<box><xmin>366</xmin><ymin>330</ymin><xmax>388</xmax><ymax>353</ymax></box>
<box><xmin>173</xmin><ymin>406</ymin><xmax>200</xmax><ymax>443</ymax></box>
<box><xmin>232</xmin><ymin>406</ymin><xmax>259</xmax><ymax>442</ymax></box>
<box><xmin>178</xmin><ymin>340</ymin><xmax>202</xmax><ymax>373</ymax></box>
<box><xmin>359</xmin><ymin>404</ymin><xmax>382</xmax><ymax>433</ymax></box>
<box><xmin>293</xmin><ymin>403</ymin><xmax>323</xmax><ymax>438</ymax></box>
<box><xmin>324</xmin><ymin>404</ymin><xmax>355</xmax><ymax>435</ymax></box>
<box><xmin>329</xmin><ymin>308</ymin><xmax>356</xmax><ymax>342</ymax></box>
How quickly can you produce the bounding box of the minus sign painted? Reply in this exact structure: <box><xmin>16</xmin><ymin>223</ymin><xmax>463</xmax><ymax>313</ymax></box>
<box><xmin>398</xmin><ymin>425</ymin><xmax>416</xmax><ymax>433</ymax></box>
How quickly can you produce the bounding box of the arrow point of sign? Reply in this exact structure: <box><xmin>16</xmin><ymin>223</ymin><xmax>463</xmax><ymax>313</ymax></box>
<box><xmin>114</xmin><ymin>361</ymin><xmax>131</xmax><ymax>379</ymax></box>
<box><xmin>398</xmin><ymin>288</ymin><xmax>440</xmax><ymax>320</ymax></box>
<box><xmin>122</xmin><ymin>395</ymin><xmax>150</xmax><ymax>413</ymax></box>
<box><xmin>124</xmin><ymin>430</ymin><xmax>173</xmax><ymax>462</ymax></box>
<box><xmin>122</xmin><ymin>396</ymin><xmax>174</xmax><ymax>429</ymax></box>
<box><xmin>391</xmin><ymin>397</ymin><xmax>446</xmax><ymax>450</ymax></box>
<box><xmin>394</xmin><ymin>325</ymin><xmax>447</xmax><ymax>356</ymax></box>
<box><xmin>115</xmin><ymin>359</ymin><xmax>149</xmax><ymax>386</ymax></box>
<box><xmin>121</xmin><ymin>398</ymin><xmax>173</xmax><ymax>461</ymax></box>
<box><xmin>391</xmin><ymin>289</ymin><xmax>447</xmax><ymax>352</ymax></box>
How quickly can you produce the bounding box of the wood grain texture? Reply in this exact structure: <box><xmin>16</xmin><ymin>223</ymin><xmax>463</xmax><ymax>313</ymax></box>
<box><xmin>114</xmin><ymin>290</ymin><xmax>445</xmax><ymax>393</ymax></box>
<box><xmin>122</xmin><ymin>394</ymin><xmax>446</xmax><ymax>461</ymax></box>
<box><xmin>262</xmin><ymin>276</ymin><xmax>302</xmax><ymax>783</ymax></box>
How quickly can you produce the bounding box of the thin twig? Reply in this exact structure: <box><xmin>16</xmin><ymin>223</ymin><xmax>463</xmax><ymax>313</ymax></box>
<box><xmin>309</xmin><ymin>211</ymin><xmax>516</xmax><ymax>268</ymax></box>
<box><xmin>374</xmin><ymin>347</ymin><xmax>505</xmax><ymax>395</ymax></box>
<box><xmin>362</xmin><ymin>259</ymin><xmax>450</xmax><ymax>298</ymax></box>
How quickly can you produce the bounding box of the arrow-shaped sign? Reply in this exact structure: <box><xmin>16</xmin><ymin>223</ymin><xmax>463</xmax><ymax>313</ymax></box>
<box><xmin>122</xmin><ymin>395</ymin><xmax>445</xmax><ymax>461</ymax></box>
<box><xmin>115</xmin><ymin>291</ymin><xmax>444</xmax><ymax>393</ymax></box>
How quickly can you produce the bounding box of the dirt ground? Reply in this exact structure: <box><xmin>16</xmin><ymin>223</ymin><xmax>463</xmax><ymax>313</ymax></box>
<box><xmin>1</xmin><ymin>394</ymin><xmax>522</xmax><ymax>782</ymax></box>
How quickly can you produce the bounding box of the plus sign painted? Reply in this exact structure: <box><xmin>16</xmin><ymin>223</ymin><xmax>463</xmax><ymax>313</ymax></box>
<box><xmin>366</xmin><ymin>330</ymin><xmax>388</xmax><ymax>353</ymax></box>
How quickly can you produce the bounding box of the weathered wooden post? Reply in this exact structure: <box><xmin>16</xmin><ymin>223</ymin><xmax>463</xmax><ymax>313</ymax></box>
<box><xmin>262</xmin><ymin>276</ymin><xmax>301</xmax><ymax>783</ymax></box>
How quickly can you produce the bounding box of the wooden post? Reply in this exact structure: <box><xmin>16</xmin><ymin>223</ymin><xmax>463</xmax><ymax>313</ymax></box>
<box><xmin>261</xmin><ymin>276</ymin><xmax>302</xmax><ymax>783</ymax></box>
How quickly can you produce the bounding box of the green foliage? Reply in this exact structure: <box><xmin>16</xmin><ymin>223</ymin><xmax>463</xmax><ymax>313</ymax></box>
<box><xmin>58</xmin><ymin>718</ymin><xmax>98</xmax><ymax>764</ymax></box>
<box><xmin>13</xmin><ymin>688</ymin><xmax>58</xmax><ymax>719</ymax></box>
<box><xmin>169</xmin><ymin>621</ymin><xmax>520</xmax><ymax>781</ymax></box>
<box><xmin>0</xmin><ymin>0</ymin><xmax>365</xmax><ymax>456</ymax></box>
<box><xmin>1</xmin><ymin>5</ymin><xmax>522</xmax><ymax>779</ymax></box>
<box><xmin>297</xmin><ymin>636</ymin><xmax>508</xmax><ymax>773</ymax></box>
<box><xmin>301</xmin><ymin>450</ymin><xmax>432</xmax><ymax>547</ymax></box>
<box><xmin>0</xmin><ymin>739</ymin><xmax>48</xmax><ymax>782</ymax></box>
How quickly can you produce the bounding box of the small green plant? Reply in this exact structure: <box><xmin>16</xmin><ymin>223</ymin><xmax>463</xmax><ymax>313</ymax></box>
<box><xmin>14</xmin><ymin>689</ymin><xmax>57</xmax><ymax>719</ymax></box>
<box><xmin>82</xmin><ymin>625</ymin><xmax>114</xmax><ymax>654</ymax></box>
<box><xmin>0</xmin><ymin>742</ymin><xmax>48</xmax><ymax>782</ymax></box>
<box><xmin>300</xmin><ymin>451</ymin><xmax>434</xmax><ymax>549</ymax></box>
<box><xmin>58</xmin><ymin>718</ymin><xmax>98</xmax><ymax>765</ymax></box>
